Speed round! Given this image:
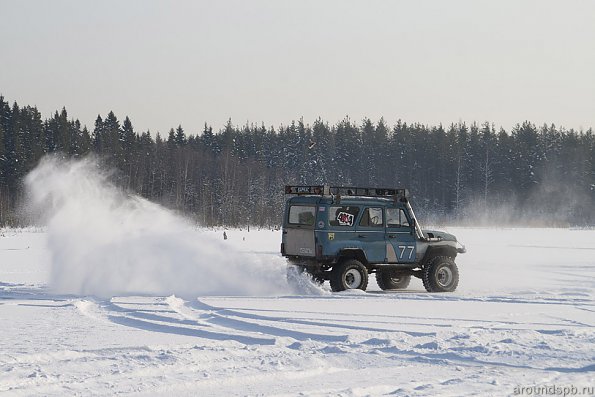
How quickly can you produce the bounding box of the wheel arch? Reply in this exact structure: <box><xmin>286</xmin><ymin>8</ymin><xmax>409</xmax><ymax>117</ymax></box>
<box><xmin>421</xmin><ymin>245</ymin><xmax>458</xmax><ymax>267</ymax></box>
<box><xmin>337</xmin><ymin>248</ymin><xmax>368</xmax><ymax>266</ymax></box>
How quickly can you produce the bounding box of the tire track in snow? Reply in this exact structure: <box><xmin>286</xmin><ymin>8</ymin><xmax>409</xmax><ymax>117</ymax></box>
<box><xmin>220</xmin><ymin>304</ymin><xmax>579</xmax><ymax>332</ymax></box>
<box><xmin>178</xmin><ymin>298</ymin><xmax>350</xmax><ymax>342</ymax></box>
<box><xmin>190</xmin><ymin>299</ymin><xmax>436</xmax><ymax>338</ymax></box>
<box><xmin>73</xmin><ymin>298</ymin><xmax>276</xmax><ymax>345</ymax></box>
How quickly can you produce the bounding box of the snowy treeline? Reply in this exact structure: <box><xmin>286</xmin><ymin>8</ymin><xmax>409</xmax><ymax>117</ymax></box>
<box><xmin>1</xmin><ymin>96</ymin><xmax>594</xmax><ymax>226</ymax></box>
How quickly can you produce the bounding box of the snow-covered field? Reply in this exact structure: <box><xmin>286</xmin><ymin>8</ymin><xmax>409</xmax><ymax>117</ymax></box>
<box><xmin>1</xmin><ymin>226</ymin><xmax>594</xmax><ymax>397</ymax></box>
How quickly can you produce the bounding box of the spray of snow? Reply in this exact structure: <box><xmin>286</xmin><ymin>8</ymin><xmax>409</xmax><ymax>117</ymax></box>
<box><xmin>24</xmin><ymin>156</ymin><xmax>325</xmax><ymax>298</ymax></box>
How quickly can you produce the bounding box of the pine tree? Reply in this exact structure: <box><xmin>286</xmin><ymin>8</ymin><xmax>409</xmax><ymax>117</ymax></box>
<box><xmin>511</xmin><ymin>121</ymin><xmax>540</xmax><ymax>202</ymax></box>
<box><xmin>479</xmin><ymin>122</ymin><xmax>496</xmax><ymax>208</ymax></box>
<box><xmin>103</xmin><ymin>111</ymin><xmax>122</xmax><ymax>163</ymax></box>
<box><xmin>122</xmin><ymin>116</ymin><xmax>136</xmax><ymax>159</ymax></box>
<box><xmin>361</xmin><ymin>118</ymin><xmax>377</xmax><ymax>185</ymax></box>
<box><xmin>79</xmin><ymin>126</ymin><xmax>92</xmax><ymax>156</ymax></box>
<box><xmin>167</xmin><ymin>128</ymin><xmax>176</xmax><ymax>146</ymax></box>
<box><xmin>174</xmin><ymin>125</ymin><xmax>187</xmax><ymax>146</ymax></box>
<box><xmin>493</xmin><ymin>127</ymin><xmax>514</xmax><ymax>202</ymax></box>
<box><xmin>451</xmin><ymin>123</ymin><xmax>469</xmax><ymax>216</ymax></box>
<box><xmin>374</xmin><ymin>118</ymin><xmax>390</xmax><ymax>186</ymax></box>
<box><xmin>201</xmin><ymin>123</ymin><xmax>217</xmax><ymax>154</ymax></box>
<box><xmin>334</xmin><ymin>117</ymin><xmax>361</xmax><ymax>184</ymax></box>
<box><xmin>57</xmin><ymin>108</ymin><xmax>71</xmax><ymax>155</ymax></box>
<box><xmin>310</xmin><ymin>118</ymin><xmax>332</xmax><ymax>184</ymax></box>
<box><xmin>0</xmin><ymin>123</ymin><xmax>5</xmax><ymax>183</ymax></box>
<box><xmin>92</xmin><ymin>115</ymin><xmax>104</xmax><ymax>153</ymax></box>
<box><xmin>5</xmin><ymin>103</ymin><xmax>24</xmax><ymax>195</ymax></box>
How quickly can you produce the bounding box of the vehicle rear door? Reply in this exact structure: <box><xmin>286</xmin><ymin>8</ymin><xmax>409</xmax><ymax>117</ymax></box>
<box><xmin>283</xmin><ymin>204</ymin><xmax>316</xmax><ymax>257</ymax></box>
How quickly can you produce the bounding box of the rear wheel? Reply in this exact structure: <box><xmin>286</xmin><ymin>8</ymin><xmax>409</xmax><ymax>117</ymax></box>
<box><xmin>330</xmin><ymin>259</ymin><xmax>368</xmax><ymax>292</ymax></box>
<box><xmin>422</xmin><ymin>256</ymin><xmax>459</xmax><ymax>292</ymax></box>
<box><xmin>375</xmin><ymin>269</ymin><xmax>411</xmax><ymax>290</ymax></box>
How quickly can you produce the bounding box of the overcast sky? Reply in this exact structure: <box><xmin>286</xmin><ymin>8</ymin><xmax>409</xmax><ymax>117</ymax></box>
<box><xmin>1</xmin><ymin>0</ymin><xmax>594</xmax><ymax>135</ymax></box>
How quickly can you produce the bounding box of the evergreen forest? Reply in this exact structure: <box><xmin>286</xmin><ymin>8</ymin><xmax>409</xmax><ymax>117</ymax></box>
<box><xmin>1</xmin><ymin>96</ymin><xmax>594</xmax><ymax>227</ymax></box>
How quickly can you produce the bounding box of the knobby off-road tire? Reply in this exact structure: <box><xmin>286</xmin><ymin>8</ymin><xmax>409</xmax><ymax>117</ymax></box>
<box><xmin>422</xmin><ymin>256</ymin><xmax>459</xmax><ymax>292</ymax></box>
<box><xmin>375</xmin><ymin>269</ymin><xmax>411</xmax><ymax>290</ymax></box>
<box><xmin>330</xmin><ymin>259</ymin><xmax>369</xmax><ymax>292</ymax></box>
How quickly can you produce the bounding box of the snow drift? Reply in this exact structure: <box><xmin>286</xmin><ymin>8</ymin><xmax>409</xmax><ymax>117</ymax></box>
<box><xmin>24</xmin><ymin>156</ymin><xmax>309</xmax><ymax>298</ymax></box>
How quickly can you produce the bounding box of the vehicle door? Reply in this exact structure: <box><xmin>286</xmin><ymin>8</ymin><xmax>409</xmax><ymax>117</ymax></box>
<box><xmin>385</xmin><ymin>207</ymin><xmax>416</xmax><ymax>263</ymax></box>
<box><xmin>283</xmin><ymin>204</ymin><xmax>316</xmax><ymax>257</ymax></box>
<box><xmin>324</xmin><ymin>205</ymin><xmax>361</xmax><ymax>256</ymax></box>
<box><xmin>355</xmin><ymin>206</ymin><xmax>386</xmax><ymax>263</ymax></box>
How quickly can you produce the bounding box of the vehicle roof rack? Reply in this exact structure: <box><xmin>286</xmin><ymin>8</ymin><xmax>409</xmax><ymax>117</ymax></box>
<box><xmin>285</xmin><ymin>185</ymin><xmax>409</xmax><ymax>199</ymax></box>
<box><xmin>285</xmin><ymin>185</ymin><xmax>327</xmax><ymax>195</ymax></box>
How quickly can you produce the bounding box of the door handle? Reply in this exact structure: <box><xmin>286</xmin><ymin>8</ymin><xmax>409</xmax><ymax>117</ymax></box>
<box><xmin>357</xmin><ymin>234</ymin><xmax>367</xmax><ymax>238</ymax></box>
<box><xmin>388</xmin><ymin>235</ymin><xmax>397</xmax><ymax>238</ymax></box>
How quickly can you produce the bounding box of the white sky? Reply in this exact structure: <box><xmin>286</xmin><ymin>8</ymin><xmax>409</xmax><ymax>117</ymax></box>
<box><xmin>1</xmin><ymin>0</ymin><xmax>594</xmax><ymax>135</ymax></box>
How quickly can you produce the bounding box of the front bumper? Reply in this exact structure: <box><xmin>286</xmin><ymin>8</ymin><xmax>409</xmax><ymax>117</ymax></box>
<box><xmin>456</xmin><ymin>241</ymin><xmax>467</xmax><ymax>254</ymax></box>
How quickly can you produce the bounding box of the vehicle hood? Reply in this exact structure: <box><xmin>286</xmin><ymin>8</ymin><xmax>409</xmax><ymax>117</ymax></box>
<box><xmin>422</xmin><ymin>229</ymin><xmax>457</xmax><ymax>242</ymax></box>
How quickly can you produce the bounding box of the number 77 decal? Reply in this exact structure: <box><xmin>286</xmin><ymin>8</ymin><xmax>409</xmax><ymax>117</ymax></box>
<box><xmin>398</xmin><ymin>245</ymin><xmax>415</xmax><ymax>260</ymax></box>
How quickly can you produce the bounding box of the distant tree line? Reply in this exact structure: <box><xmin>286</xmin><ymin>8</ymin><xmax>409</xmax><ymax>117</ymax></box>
<box><xmin>1</xmin><ymin>96</ymin><xmax>594</xmax><ymax>227</ymax></box>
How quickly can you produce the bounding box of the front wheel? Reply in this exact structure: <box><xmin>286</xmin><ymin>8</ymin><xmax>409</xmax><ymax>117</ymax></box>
<box><xmin>422</xmin><ymin>256</ymin><xmax>459</xmax><ymax>292</ymax></box>
<box><xmin>330</xmin><ymin>259</ymin><xmax>368</xmax><ymax>292</ymax></box>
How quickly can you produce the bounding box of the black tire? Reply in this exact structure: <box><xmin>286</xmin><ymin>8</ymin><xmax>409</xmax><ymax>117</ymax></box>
<box><xmin>375</xmin><ymin>269</ymin><xmax>411</xmax><ymax>290</ymax></box>
<box><xmin>422</xmin><ymin>256</ymin><xmax>459</xmax><ymax>292</ymax></box>
<box><xmin>330</xmin><ymin>259</ymin><xmax>368</xmax><ymax>292</ymax></box>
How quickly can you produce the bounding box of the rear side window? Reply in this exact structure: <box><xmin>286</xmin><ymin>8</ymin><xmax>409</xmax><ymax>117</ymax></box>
<box><xmin>329</xmin><ymin>206</ymin><xmax>360</xmax><ymax>227</ymax></box>
<box><xmin>288</xmin><ymin>205</ymin><xmax>316</xmax><ymax>226</ymax></box>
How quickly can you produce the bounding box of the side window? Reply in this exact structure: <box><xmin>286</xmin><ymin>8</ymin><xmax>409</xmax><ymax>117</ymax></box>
<box><xmin>386</xmin><ymin>208</ymin><xmax>410</xmax><ymax>227</ymax></box>
<box><xmin>329</xmin><ymin>206</ymin><xmax>360</xmax><ymax>227</ymax></box>
<box><xmin>289</xmin><ymin>206</ymin><xmax>316</xmax><ymax>226</ymax></box>
<box><xmin>359</xmin><ymin>207</ymin><xmax>384</xmax><ymax>227</ymax></box>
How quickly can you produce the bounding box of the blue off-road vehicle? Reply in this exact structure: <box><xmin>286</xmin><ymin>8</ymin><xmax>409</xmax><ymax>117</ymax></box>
<box><xmin>281</xmin><ymin>185</ymin><xmax>466</xmax><ymax>292</ymax></box>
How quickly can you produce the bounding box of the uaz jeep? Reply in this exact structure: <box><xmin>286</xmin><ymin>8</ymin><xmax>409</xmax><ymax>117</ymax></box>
<box><xmin>281</xmin><ymin>185</ymin><xmax>466</xmax><ymax>292</ymax></box>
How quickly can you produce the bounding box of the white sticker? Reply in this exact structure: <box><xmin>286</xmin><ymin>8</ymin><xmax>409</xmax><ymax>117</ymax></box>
<box><xmin>337</xmin><ymin>212</ymin><xmax>354</xmax><ymax>226</ymax></box>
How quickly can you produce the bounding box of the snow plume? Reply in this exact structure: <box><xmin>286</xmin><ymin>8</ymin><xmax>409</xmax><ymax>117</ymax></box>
<box><xmin>24</xmin><ymin>156</ymin><xmax>323</xmax><ymax>298</ymax></box>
